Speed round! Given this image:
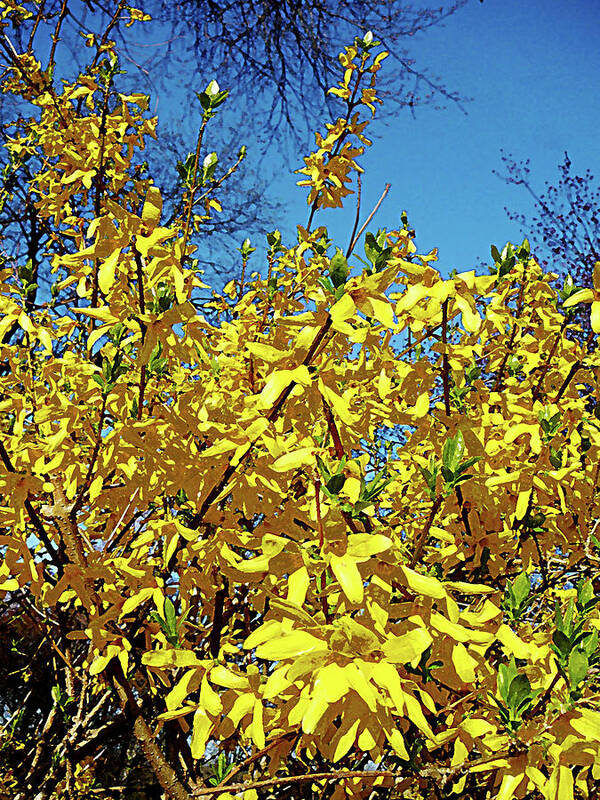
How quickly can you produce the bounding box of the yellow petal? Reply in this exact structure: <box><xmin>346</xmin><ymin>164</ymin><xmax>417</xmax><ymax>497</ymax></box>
<box><xmin>496</xmin><ymin>773</ymin><xmax>525</xmax><ymax>800</ymax></box>
<box><xmin>287</xmin><ymin>566</ymin><xmax>310</xmax><ymax>607</ymax></box>
<box><xmin>570</xmin><ymin>708</ymin><xmax>600</xmax><ymax>741</ymax></box>
<box><xmin>407</xmin><ymin>391</ymin><xmax>430</xmax><ymax>418</ymax></box>
<box><xmin>200</xmin><ymin>674</ymin><xmax>222</xmax><ymax>715</ymax></box>
<box><xmin>329</xmin><ymin>292</ymin><xmax>356</xmax><ymax>334</ymax></box>
<box><xmin>166</xmin><ymin>669</ymin><xmax>199</xmax><ymax>711</ymax></box>
<box><xmin>563</xmin><ymin>288</ymin><xmax>594</xmax><ymax>307</ymax></box>
<box><xmin>250</xmin><ymin>700</ymin><xmax>265</xmax><ymax>749</ymax></box>
<box><xmin>388</xmin><ymin>729</ymin><xmax>409</xmax><ymax>759</ymax></box>
<box><xmin>209</xmin><ymin>665</ymin><xmax>250</xmax><ymax>689</ymax></box>
<box><xmin>271</xmin><ymin>447</ymin><xmax>315</xmax><ymax>472</ymax></box>
<box><xmin>302</xmin><ymin>694</ymin><xmax>329</xmax><ymax>734</ymax></box>
<box><xmin>331</xmin><ymin>715</ymin><xmax>360</xmax><ymax>762</ymax></box>
<box><xmin>142</xmin><ymin>649</ymin><xmax>203</xmax><ymax>669</ymax></box>
<box><xmin>191</xmin><ymin>708</ymin><xmax>212</xmax><ymax>759</ymax></box>
<box><xmin>344</xmin><ymin>662</ymin><xmax>379</xmax><ymax>711</ymax></box>
<box><xmin>141</xmin><ymin>185</ymin><xmax>162</xmax><ymax>229</ymax></box>
<box><xmin>255</xmin><ymin>630</ymin><xmax>327</xmax><ymax>660</ymax></box>
<box><xmin>371</xmin><ymin>661</ymin><xmax>405</xmax><ymax>714</ymax></box>
<box><xmin>329</xmin><ymin>553</ymin><xmax>364</xmax><ymax>604</ymax></box>
<box><xmin>382</xmin><ymin>627</ymin><xmax>433</xmax><ymax>665</ymax></box>
<box><xmin>257</xmin><ymin>369</ymin><xmax>293</xmax><ymax>408</ymax></box>
<box><xmin>401</xmin><ymin>565</ymin><xmax>446</xmax><ymax>599</ymax></box>
<box><xmin>98</xmin><ymin>248</ymin><xmax>120</xmax><ymax>295</ymax></box>
<box><xmin>591</xmin><ymin>300</ymin><xmax>600</xmax><ymax>334</ymax></box>
<box><xmin>452</xmin><ymin>642</ymin><xmax>477</xmax><ymax>683</ymax></box>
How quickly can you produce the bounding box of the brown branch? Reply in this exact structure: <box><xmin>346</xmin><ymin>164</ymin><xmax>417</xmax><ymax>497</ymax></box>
<box><xmin>132</xmin><ymin>243</ymin><xmax>148</xmax><ymax>419</ymax></box>
<box><xmin>180</xmin><ymin>116</ymin><xmax>209</xmax><ymax>267</ymax></box>
<box><xmin>554</xmin><ymin>361</ymin><xmax>584</xmax><ymax>403</ymax></box>
<box><xmin>178</xmin><ymin>315</ymin><xmax>335</xmax><ymax>562</ymax></box>
<box><xmin>395</xmin><ymin>322</ymin><xmax>443</xmax><ymax>361</ymax></box>
<box><xmin>0</xmin><ymin>438</ymin><xmax>61</xmax><ymax>565</ymax></box>
<box><xmin>109</xmin><ymin>662</ymin><xmax>194</xmax><ymax>800</ymax></box>
<box><xmin>346</xmin><ymin>172</ymin><xmax>362</xmax><ymax>257</ymax></box>
<box><xmin>193</xmin><ymin>768</ymin><xmax>404</xmax><ymax>797</ymax></box>
<box><xmin>410</xmin><ymin>495</ymin><xmax>443</xmax><ymax>568</ymax></box>
<box><xmin>441</xmin><ymin>298</ymin><xmax>451</xmax><ymax>416</ymax></box>
<box><xmin>531</xmin><ymin>320</ymin><xmax>567</xmax><ymax>403</ymax></box>
<box><xmin>88</xmin><ymin>0</ymin><xmax>128</xmax><ymax>71</ymax></box>
<box><xmin>27</xmin><ymin>0</ymin><xmax>48</xmax><ymax>53</ymax></box>
<box><xmin>454</xmin><ymin>485</ymin><xmax>473</xmax><ymax>539</ymax></box>
<box><xmin>0</xmin><ymin>34</ymin><xmax>69</xmax><ymax>128</ymax></box>
<box><xmin>71</xmin><ymin>393</ymin><xmax>107</xmax><ymax>515</ymax></box>
<box><xmin>307</xmin><ymin>60</ymin><xmax>368</xmax><ymax>232</ymax></box>
<box><xmin>321</xmin><ymin>395</ymin><xmax>344</xmax><ymax>459</ymax></box>
<box><xmin>47</xmin><ymin>0</ymin><xmax>69</xmax><ymax>72</ymax></box>
<box><xmin>214</xmin><ymin>732</ymin><xmax>298</xmax><ymax>790</ymax></box>
<box><xmin>346</xmin><ymin>182</ymin><xmax>391</xmax><ymax>258</ymax></box>
<box><xmin>209</xmin><ymin>575</ymin><xmax>229</xmax><ymax>658</ymax></box>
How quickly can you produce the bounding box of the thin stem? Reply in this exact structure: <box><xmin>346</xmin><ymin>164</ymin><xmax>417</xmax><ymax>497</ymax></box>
<box><xmin>321</xmin><ymin>396</ymin><xmax>344</xmax><ymax>459</ymax></box>
<box><xmin>71</xmin><ymin>393</ymin><xmax>107</xmax><ymax>515</ymax></box>
<box><xmin>180</xmin><ymin>117</ymin><xmax>209</xmax><ymax>267</ymax></box>
<box><xmin>410</xmin><ymin>495</ymin><xmax>443</xmax><ymax>568</ymax></box>
<box><xmin>441</xmin><ymin>298</ymin><xmax>451</xmax><ymax>416</ymax></box>
<box><xmin>47</xmin><ymin>0</ymin><xmax>69</xmax><ymax>73</ymax></box>
<box><xmin>193</xmin><ymin>769</ymin><xmax>406</xmax><ymax>798</ymax></box>
<box><xmin>132</xmin><ymin>243</ymin><xmax>147</xmax><ymax>419</ymax></box>
<box><xmin>346</xmin><ymin>172</ymin><xmax>362</xmax><ymax>256</ymax></box>
<box><xmin>346</xmin><ymin>183</ymin><xmax>391</xmax><ymax>258</ymax></box>
<box><xmin>531</xmin><ymin>320</ymin><xmax>566</xmax><ymax>403</ymax></box>
<box><xmin>0</xmin><ymin>439</ymin><xmax>61</xmax><ymax>565</ymax></box>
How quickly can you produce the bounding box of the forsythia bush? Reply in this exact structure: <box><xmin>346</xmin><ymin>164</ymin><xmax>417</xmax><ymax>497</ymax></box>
<box><xmin>1</xmin><ymin>3</ymin><xmax>600</xmax><ymax>800</ymax></box>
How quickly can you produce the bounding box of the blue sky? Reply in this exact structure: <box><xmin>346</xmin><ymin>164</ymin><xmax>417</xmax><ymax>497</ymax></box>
<box><xmin>255</xmin><ymin>0</ymin><xmax>600</xmax><ymax>277</ymax></box>
<box><xmin>33</xmin><ymin>0</ymin><xmax>600</xmax><ymax>282</ymax></box>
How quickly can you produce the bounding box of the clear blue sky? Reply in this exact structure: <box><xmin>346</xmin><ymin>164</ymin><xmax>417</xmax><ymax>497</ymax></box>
<box><xmin>257</xmin><ymin>0</ymin><xmax>600</xmax><ymax>277</ymax></box>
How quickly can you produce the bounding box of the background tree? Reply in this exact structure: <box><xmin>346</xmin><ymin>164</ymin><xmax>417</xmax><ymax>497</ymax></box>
<box><xmin>0</xmin><ymin>0</ymin><xmax>471</xmax><ymax>290</ymax></box>
<box><xmin>496</xmin><ymin>150</ymin><xmax>600</xmax><ymax>340</ymax></box>
<box><xmin>3</xmin><ymin>4</ymin><xmax>600</xmax><ymax>800</ymax></box>
<box><xmin>153</xmin><ymin>0</ymin><xmax>469</xmax><ymax>148</ymax></box>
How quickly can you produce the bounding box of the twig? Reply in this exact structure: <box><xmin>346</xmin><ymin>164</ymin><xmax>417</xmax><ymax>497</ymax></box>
<box><xmin>346</xmin><ymin>173</ymin><xmax>362</xmax><ymax>256</ymax></box>
<box><xmin>410</xmin><ymin>495</ymin><xmax>443</xmax><ymax>568</ymax></box>
<box><xmin>47</xmin><ymin>0</ymin><xmax>69</xmax><ymax>72</ymax></box>
<box><xmin>132</xmin><ymin>243</ymin><xmax>147</xmax><ymax>418</ymax></box>
<box><xmin>321</xmin><ymin>396</ymin><xmax>344</xmax><ymax>459</ymax></box>
<box><xmin>441</xmin><ymin>298</ymin><xmax>451</xmax><ymax>416</ymax></box>
<box><xmin>180</xmin><ymin>117</ymin><xmax>209</xmax><ymax>267</ymax></box>
<box><xmin>0</xmin><ymin>438</ymin><xmax>61</xmax><ymax>565</ymax></box>
<box><xmin>193</xmin><ymin>769</ymin><xmax>404</xmax><ymax>797</ymax></box>
<box><xmin>346</xmin><ymin>183</ymin><xmax>391</xmax><ymax>258</ymax></box>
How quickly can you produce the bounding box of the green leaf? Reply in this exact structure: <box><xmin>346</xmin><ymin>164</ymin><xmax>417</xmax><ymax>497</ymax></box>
<box><xmin>551</xmin><ymin>630</ymin><xmax>571</xmax><ymax>661</ymax></box>
<box><xmin>497</xmin><ymin>658</ymin><xmax>518</xmax><ymax>704</ymax></box>
<box><xmin>442</xmin><ymin>430</ymin><xmax>465</xmax><ymax>475</ymax></box>
<box><xmin>568</xmin><ymin>649</ymin><xmax>589</xmax><ymax>687</ymax></box>
<box><xmin>582</xmin><ymin>630</ymin><xmax>599</xmax><ymax>659</ymax></box>
<box><xmin>577</xmin><ymin>579</ymin><xmax>596</xmax><ymax>613</ymax></box>
<box><xmin>512</xmin><ymin>572</ymin><xmax>530</xmax><ymax>607</ymax></box>
<box><xmin>164</xmin><ymin>598</ymin><xmax>177</xmax><ymax>634</ymax></box>
<box><xmin>326</xmin><ymin>473</ymin><xmax>345</xmax><ymax>496</ymax></box>
<box><xmin>364</xmin><ymin>232</ymin><xmax>379</xmax><ymax>266</ymax></box>
<box><xmin>507</xmin><ymin>673</ymin><xmax>532</xmax><ymax>717</ymax></box>
<box><xmin>329</xmin><ymin>248</ymin><xmax>349</xmax><ymax>288</ymax></box>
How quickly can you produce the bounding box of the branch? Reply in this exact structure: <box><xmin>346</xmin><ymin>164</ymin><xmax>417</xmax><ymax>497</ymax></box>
<box><xmin>346</xmin><ymin>182</ymin><xmax>391</xmax><ymax>258</ymax></box>
<box><xmin>193</xmin><ymin>768</ymin><xmax>406</xmax><ymax>797</ymax></box>
<box><xmin>109</xmin><ymin>662</ymin><xmax>194</xmax><ymax>800</ymax></box>
<box><xmin>0</xmin><ymin>438</ymin><xmax>61</xmax><ymax>566</ymax></box>
<box><xmin>410</xmin><ymin>495</ymin><xmax>443</xmax><ymax>568</ymax></box>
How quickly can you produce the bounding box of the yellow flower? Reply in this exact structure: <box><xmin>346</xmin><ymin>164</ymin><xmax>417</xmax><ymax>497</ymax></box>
<box><xmin>563</xmin><ymin>261</ymin><xmax>600</xmax><ymax>333</ymax></box>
